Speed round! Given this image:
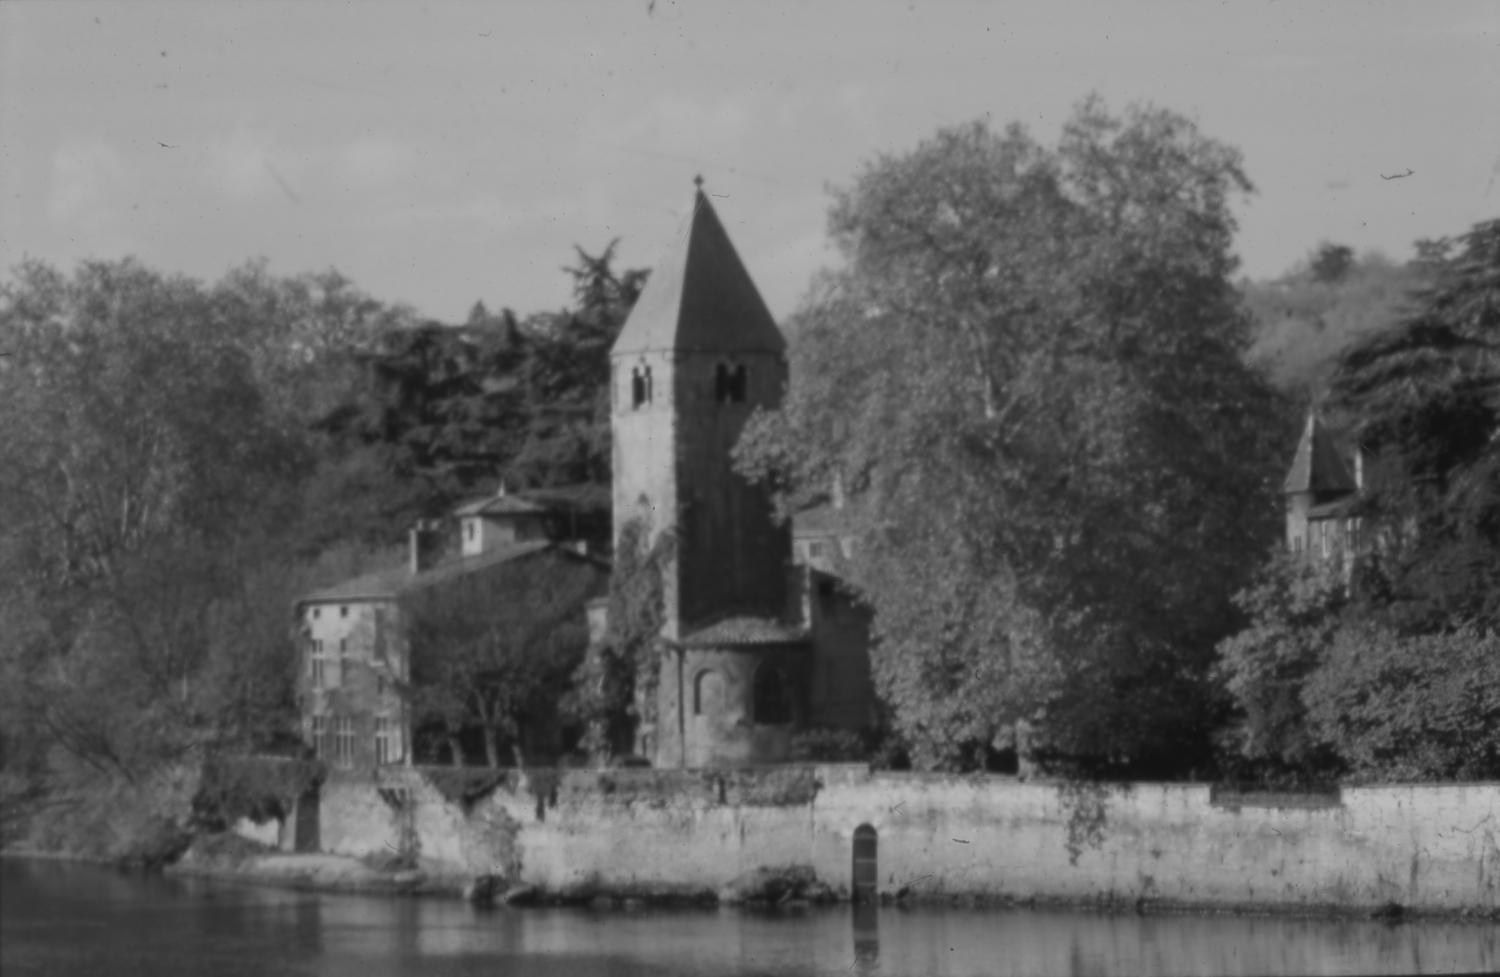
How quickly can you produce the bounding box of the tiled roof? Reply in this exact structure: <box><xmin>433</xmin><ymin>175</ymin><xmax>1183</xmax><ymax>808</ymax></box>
<box><xmin>453</xmin><ymin>483</ymin><xmax>610</xmax><ymax>518</ymax></box>
<box><xmin>452</xmin><ymin>492</ymin><xmax>548</xmax><ymax>518</ymax></box>
<box><xmin>1308</xmin><ymin>496</ymin><xmax>1359</xmax><ymax>520</ymax></box>
<box><xmin>611</xmin><ymin>187</ymin><xmax>786</xmax><ymax>357</ymax></box>
<box><xmin>793</xmin><ymin>503</ymin><xmax>849</xmax><ymax>536</ymax></box>
<box><xmin>300</xmin><ymin>540</ymin><xmax>557</xmax><ymax>604</ymax></box>
<box><xmin>1283</xmin><ymin>413</ymin><xmax>1358</xmax><ymax>496</ymax></box>
<box><xmin>679</xmin><ymin>616</ymin><xmax>809</xmax><ymax>647</ymax></box>
<box><xmin>521</xmin><ymin>482</ymin><xmax>611</xmax><ymax>514</ymax></box>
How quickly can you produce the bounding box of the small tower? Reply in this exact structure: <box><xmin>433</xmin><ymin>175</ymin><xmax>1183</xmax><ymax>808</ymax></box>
<box><xmin>610</xmin><ymin>179</ymin><xmax>791</xmax><ymax>639</ymax></box>
<box><xmin>611</xmin><ymin>180</ymin><xmax>801</xmax><ymax>767</ymax></box>
<box><xmin>1283</xmin><ymin>411</ymin><xmax>1359</xmax><ymax>559</ymax></box>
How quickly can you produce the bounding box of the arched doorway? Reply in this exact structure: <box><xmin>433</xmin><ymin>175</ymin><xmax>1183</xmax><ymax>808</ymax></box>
<box><xmin>852</xmin><ymin>823</ymin><xmax>878</xmax><ymax>904</ymax></box>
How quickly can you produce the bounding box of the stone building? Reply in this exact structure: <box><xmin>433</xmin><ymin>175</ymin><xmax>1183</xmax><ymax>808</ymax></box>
<box><xmin>610</xmin><ymin>181</ymin><xmax>874</xmax><ymax>767</ymax></box>
<box><xmin>1282</xmin><ymin>411</ymin><xmax>1363</xmax><ymax>569</ymax></box>
<box><xmin>297</xmin><ymin>489</ymin><xmax>607</xmax><ymax>772</ymax></box>
<box><xmin>300</xmin><ymin>180</ymin><xmax>873</xmax><ymax>772</ymax></box>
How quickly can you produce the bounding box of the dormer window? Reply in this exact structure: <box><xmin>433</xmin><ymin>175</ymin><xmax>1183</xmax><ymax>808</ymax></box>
<box><xmin>631</xmin><ymin>365</ymin><xmax>653</xmax><ymax>409</ymax></box>
<box><xmin>714</xmin><ymin>363</ymin><xmax>747</xmax><ymax>404</ymax></box>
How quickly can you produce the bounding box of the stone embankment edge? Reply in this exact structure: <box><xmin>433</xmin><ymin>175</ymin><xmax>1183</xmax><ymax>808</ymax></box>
<box><xmin>143</xmin><ymin>849</ymin><xmax>1498</xmax><ymax>923</ymax></box>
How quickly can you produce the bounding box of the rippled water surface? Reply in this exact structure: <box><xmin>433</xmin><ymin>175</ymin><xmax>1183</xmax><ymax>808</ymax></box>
<box><xmin>2</xmin><ymin>858</ymin><xmax>1495</xmax><ymax>976</ymax></box>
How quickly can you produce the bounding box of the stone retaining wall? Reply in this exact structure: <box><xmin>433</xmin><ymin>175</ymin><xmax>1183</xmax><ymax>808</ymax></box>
<box><xmin>291</xmin><ymin>765</ymin><xmax>1500</xmax><ymax>913</ymax></box>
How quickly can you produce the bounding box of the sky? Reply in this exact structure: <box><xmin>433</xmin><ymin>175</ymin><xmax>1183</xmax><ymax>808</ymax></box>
<box><xmin>2</xmin><ymin>1</ymin><xmax>1497</xmax><ymax>324</ymax></box>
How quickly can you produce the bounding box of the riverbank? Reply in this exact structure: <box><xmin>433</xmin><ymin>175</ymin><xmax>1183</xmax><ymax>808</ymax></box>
<box><xmin>148</xmin><ymin>839</ymin><xmax>1499</xmax><ymax>922</ymax></box>
<box><xmin>303</xmin><ymin>765</ymin><xmax>1500</xmax><ymax>919</ymax></box>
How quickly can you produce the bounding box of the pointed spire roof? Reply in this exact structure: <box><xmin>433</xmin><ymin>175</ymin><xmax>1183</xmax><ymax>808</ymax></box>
<box><xmin>1283</xmin><ymin>412</ymin><xmax>1358</xmax><ymax>495</ymax></box>
<box><xmin>612</xmin><ymin>182</ymin><xmax>785</xmax><ymax>357</ymax></box>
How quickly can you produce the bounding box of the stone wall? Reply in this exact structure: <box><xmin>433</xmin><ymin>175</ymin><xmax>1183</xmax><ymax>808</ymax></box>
<box><xmin>309</xmin><ymin>765</ymin><xmax>1500</xmax><ymax>913</ymax></box>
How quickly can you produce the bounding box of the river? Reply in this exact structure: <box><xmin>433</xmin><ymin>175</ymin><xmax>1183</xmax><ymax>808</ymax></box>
<box><xmin>2</xmin><ymin>858</ymin><xmax>1496</xmax><ymax>976</ymax></box>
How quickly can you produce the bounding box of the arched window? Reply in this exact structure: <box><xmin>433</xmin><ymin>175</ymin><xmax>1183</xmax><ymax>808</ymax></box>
<box><xmin>631</xmin><ymin>365</ymin><xmax>652</xmax><ymax>409</ymax></box>
<box><xmin>753</xmin><ymin>663</ymin><xmax>793</xmax><ymax>725</ymax></box>
<box><xmin>693</xmin><ymin>669</ymin><xmax>724</xmax><ymax>716</ymax></box>
<box><xmin>715</xmin><ymin>363</ymin><xmax>747</xmax><ymax>404</ymax></box>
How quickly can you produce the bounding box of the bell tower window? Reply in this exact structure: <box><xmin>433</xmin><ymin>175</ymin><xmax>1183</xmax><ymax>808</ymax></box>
<box><xmin>715</xmin><ymin>363</ymin><xmax>747</xmax><ymax>404</ymax></box>
<box><xmin>631</xmin><ymin>365</ymin><xmax>653</xmax><ymax>409</ymax></box>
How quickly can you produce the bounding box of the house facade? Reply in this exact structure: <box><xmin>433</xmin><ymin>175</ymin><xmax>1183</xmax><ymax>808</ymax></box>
<box><xmin>1283</xmin><ymin>411</ymin><xmax>1364</xmax><ymax>570</ymax></box>
<box><xmin>298</xmin><ymin>492</ymin><xmax>607</xmax><ymax>772</ymax></box>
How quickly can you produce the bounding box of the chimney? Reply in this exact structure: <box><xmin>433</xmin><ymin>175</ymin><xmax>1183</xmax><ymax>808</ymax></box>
<box><xmin>1353</xmin><ymin>446</ymin><xmax>1364</xmax><ymax>491</ymax></box>
<box><xmin>408</xmin><ymin>520</ymin><xmax>440</xmax><ymax>575</ymax></box>
<box><xmin>831</xmin><ymin>470</ymin><xmax>846</xmax><ymax>510</ymax></box>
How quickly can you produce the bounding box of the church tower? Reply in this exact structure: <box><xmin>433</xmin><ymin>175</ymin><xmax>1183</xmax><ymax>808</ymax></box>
<box><xmin>610</xmin><ymin>179</ymin><xmax>791</xmax><ymax>642</ymax></box>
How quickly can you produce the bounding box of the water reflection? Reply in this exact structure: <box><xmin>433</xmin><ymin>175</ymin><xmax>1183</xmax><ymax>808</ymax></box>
<box><xmin>851</xmin><ymin>901</ymin><xmax>879</xmax><ymax>972</ymax></box>
<box><xmin>3</xmin><ymin>858</ymin><xmax>1496</xmax><ymax>977</ymax></box>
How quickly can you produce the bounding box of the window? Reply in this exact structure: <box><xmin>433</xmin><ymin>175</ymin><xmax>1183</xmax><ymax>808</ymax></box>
<box><xmin>693</xmin><ymin>669</ymin><xmax>723</xmax><ymax>716</ymax></box>
<box><xmin>339</xmin><ymin>637</ymin><xmax>347</xmax><ymax>654</ymax></box>
<box><xmin>377</xmin><ymin>675</ymin><xmax>386</xmax><ymax>698</ymax></box>
<box><xmin>631</xmin><ymin>365</ymin><xmax>653</xmax><ymax>408</ymax></box>
<box><xmin>340</xmin><ymin>606</ymin><xmax>349</xmax><ymax>618</ymax></box>
<box><xmin>753</xmin><ymin>664</ymin><xmax>793</xmax><ymax>725</ymax></box>
<box><xmin>313</xmin><ymin>639</ymin><xmax>324</xmax><ymax>654</ymax></box>
<box><xmin>333</xmin><ymin>716</ymin><xmax>356</xmax><ymax>768</ymax></box>
<box><xmin>374</xmin><ymin>717</ymin><xmax>396</xmax><ymax>766</ymax></box>
<box><xmin>312</xmin><ymin>607</ymin><xmax>321</xmax><ymax>620</ymax></box>
<box><xmin>466</xmin><ymin>520</ymin><xmax>476</xmax><ymax>541</ymax></box>
<box><xmin>311</xmin><ymin>656</ymin><xmax>327</xmax><ymax>690</ymax></box>
<box><xmin>808</xmin><ymin>540</ymin><xmax>829</xmax><ymax>559</ymax></box>
<box><xmin>310</xmin><ymin>715</ymin><xmax>329</xmax><ymax>759</ymax></box>
<box><xmin>714</xmin><ymin>363</ymin><xmax>747</xmax><ymax>404</ymax></box>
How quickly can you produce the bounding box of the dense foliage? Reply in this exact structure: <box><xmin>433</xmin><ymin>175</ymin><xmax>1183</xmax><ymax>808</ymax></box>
<box><xmin>318</xmin><ymin>242</ymin><xmax>645</xmax><ymax>529</ymax></box>
<box><xmin>401</xmin><ymin>553</ymin><xmax>603</xmax><ymax>768</ymax></box>
<box><xmin>738</xmin><ymin>98</ymin><xmax>1286</xmax><ymax>773</ymax></box>
<box><xmin>0</xmin><ymin>259</ymin><xmax>377</xmax><ymax>783</ymax></box>
<box><xmin>1242</xmin><ymin>246</ymin><xmax>1433</xmax><ymax>400</ymax></box>
<box><xmin>566</xmin><ymin>519</ymin><xmax>670</xmax><ymax>761</ymax></box>
<box><xmin>0</xmin><ymin>244</ymin><xmax>642</xmax><ymax>840</ymax></box>
<box><xmin>1217</xmin><ymin>218</ymin><xmax>1500</xmax><ymax>783</ymax></box>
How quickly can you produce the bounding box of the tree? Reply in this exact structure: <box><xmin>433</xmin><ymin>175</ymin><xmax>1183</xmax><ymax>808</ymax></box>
<box><xmin>737</xmin><ymin>98</ymin><xmax>1284</xmax><ymax>773</ymax></box>
<box><xmin>0</xmin><ymin>259</ymin><xmax>313</xmax><ymax>780</ymax></box>
<box><xmin>1327</xmin><ymin>217</ymin><xmax>1500</xmax><ymax>629</ymax></box>
<box><xmin>401</xmin><ymin>551</ymin><xmax>604</xmax><ymax>767</ymax></box>
<box><xmin>314</xmin><ymin>243</ymin><xmax>646</xmax><ymax>529</ymax></box>
<box><xmin>565</xmin><ymin>518</ymin><xmax>669</xmax><ymax>761</ymax></box>
<box><xmin>1241</xmin><ymin>250</ymin><xmax>1431</xmax><ymax>400</ymax></box>
<box><xmin>1303</xmin><ymin>623</ymin><xmax>1500</xmax><ymax>781</ymax></box>
<box><xmin>506</xmin><ymin>242</ymin><xmax>648</xmax><ymax>488</ymax></box>
<box><xmin>1212</xmin><ymin>554</ymin><xmax>1348</xmax><ymax>780</ymax></box>
<box><xmin>1216</xmin><ymin>218</ymin><xmax>1500</xmax><ymax>784</ymax></box>
<box><xmin>1308</xmin><ymin>242</ymin><xmax>1355</xmax><ymax>284</ymax></box>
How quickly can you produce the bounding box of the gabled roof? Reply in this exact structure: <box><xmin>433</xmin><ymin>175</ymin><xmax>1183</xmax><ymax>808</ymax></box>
<box><xmin>793</xmin><ymin>502</ymin><xmax>849</xmax><ymax>537</ymax></box>
<box><xmin>1283</xmin><ymin>413</ymin><xmax>1358</xmax><ymax>496</ymax></box>
<box><xmin>611</xmin><ymin>186</ymin><xmax>785</xmax><ymax>357</ymax></box>
<box><xmin>678</xmin><ymin>615</ymin><xmax>808</xmax><ymax>647</ymax></box>
<box><xmin>453</xmin><ymin>492</ymin><xmax>548</xmax><ymax>518</ymax></box>
<box><xmin>300</xmin><ymin>540</ymin><xmax>563</xmax><ymax>605</ymax></box>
